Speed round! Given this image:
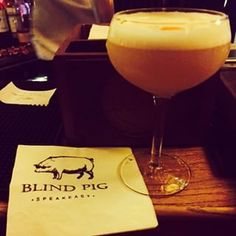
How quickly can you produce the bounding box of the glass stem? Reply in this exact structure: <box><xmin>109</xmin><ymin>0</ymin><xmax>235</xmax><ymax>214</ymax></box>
<box><xmin>149</xmin><ymin>96</ymin><xmax>170</xmax><ymax>168</ymax></box>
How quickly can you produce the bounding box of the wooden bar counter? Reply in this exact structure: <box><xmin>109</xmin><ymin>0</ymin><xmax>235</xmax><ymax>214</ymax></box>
<box><xmin>1</xmin><ymin>146</ymin><xmax>236</xmax><ymax>235</ymax></box>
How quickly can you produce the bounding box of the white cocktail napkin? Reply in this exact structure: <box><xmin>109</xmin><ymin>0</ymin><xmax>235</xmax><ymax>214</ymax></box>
<box><xmin>7</xmin><ymin>145</ymin><xmax>158</xmax><ymax>236</ymax></box>
<box><xmin>0</xmin><ymin>82</ymin><xmax>56</xmax><ymax>106</ymax></box>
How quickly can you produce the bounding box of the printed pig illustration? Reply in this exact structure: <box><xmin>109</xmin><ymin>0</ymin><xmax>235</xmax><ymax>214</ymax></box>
<box><xmin>34</xmin><ymin>156</ymin><xmax>94</xmax><ymax>180</ymax></box>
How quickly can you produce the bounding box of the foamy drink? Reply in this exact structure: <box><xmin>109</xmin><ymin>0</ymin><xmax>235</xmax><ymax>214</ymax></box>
<box><xmin>107</xmin><ymin>10</ymin><xmax>231</xmax><ymax>97</ymax></box>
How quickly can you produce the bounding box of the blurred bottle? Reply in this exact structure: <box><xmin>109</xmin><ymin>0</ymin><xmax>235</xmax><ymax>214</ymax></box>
<box><xmin>0</xmin><ymin>1</ymin><xmax>14</xmax><ymax>48</ymax></box>
<box><xmin>18</xmin><ymin>0</ymin><xmax>30</xmax><ymax>29</ymax></box>
<box><xmin>4</xmin><ymin>0</ymin><xmax>22</xmax><ymax>41</ymax></box>
<box><xmin>16</xmin><ymin>0</ymin><xmax>32</xmax><ymax>44</ymax></box>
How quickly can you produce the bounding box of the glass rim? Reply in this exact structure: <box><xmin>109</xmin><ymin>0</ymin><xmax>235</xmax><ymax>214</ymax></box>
<box><xmin>113</xmin><ymin>7</ymin><xmax>229</xmax><ymax>24</ymax></box>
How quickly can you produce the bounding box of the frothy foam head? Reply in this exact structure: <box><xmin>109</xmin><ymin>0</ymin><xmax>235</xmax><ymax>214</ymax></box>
<box><xmin>108</xmin><ymin>11</ymin><xmax>231</xmax><ymax>49</ymax></box>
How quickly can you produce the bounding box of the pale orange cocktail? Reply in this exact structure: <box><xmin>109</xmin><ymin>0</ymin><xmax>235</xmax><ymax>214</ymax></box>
<box><xmin>107</xmin><ymin>11</ymin><xmax>231</xmax><ymax>98</ymax></box>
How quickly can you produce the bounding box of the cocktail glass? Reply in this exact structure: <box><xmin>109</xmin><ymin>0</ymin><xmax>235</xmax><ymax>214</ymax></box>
<box><xmin>106</xmin><ymin>8</ymin><xmax>231</xmax><ymax>196</ymax></box>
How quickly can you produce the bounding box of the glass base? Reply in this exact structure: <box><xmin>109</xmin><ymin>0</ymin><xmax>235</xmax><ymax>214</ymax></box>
<box><xmin>120</xmin><ymin>151</ymin><xmax>191</xmax><ymax>196</ymax></box>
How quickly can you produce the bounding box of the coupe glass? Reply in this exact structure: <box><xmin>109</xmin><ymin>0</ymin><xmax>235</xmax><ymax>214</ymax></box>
<box><xmin>106</xmin><ymin>8</ymin><xmax>231</xmax><ymax>196</ymax></box>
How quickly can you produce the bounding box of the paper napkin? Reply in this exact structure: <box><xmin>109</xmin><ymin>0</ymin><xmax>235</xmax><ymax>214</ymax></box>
<box><xmin>88</xmin><ymin>24</ymin><xmax>109</xmax><ymax>39</ymax></box>
<box><xmin>0</xmin><ymin>82</ymin><xmax>56</xmax><ymax>106</ymax></box>
<box><xmin>7</xmin><ymin>145</ymin><xmax>158</xmax><ymax>236</ymax></box>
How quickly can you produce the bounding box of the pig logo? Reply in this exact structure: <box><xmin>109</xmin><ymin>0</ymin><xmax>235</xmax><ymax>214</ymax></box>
<box><xmin>34</xmin><ymin>156</ymin><xmax>94</xmax><ymax>180</ymax></box>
